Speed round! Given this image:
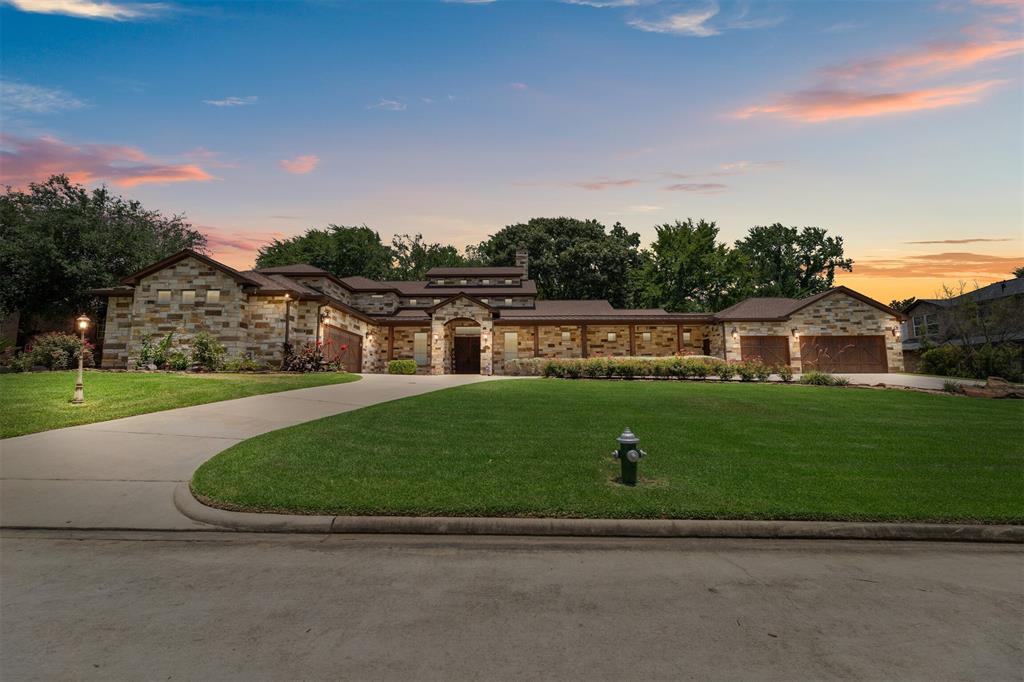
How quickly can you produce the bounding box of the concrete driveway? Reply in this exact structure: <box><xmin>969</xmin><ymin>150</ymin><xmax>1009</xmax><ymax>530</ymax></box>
<box><xmin>0</xmin><ymin>373</ymin><xmax>499</xmax><ymax>530</ymax></box>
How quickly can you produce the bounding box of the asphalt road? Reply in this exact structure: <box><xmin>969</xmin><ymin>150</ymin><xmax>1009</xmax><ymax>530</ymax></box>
<box><xmin>2</xmin><ymin>531</ymin><xmax>1021</xmax><ymax>681</ymax></box>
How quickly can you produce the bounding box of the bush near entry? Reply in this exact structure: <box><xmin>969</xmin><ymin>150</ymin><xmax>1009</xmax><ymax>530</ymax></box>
<box><xmin>388</xmin><ymin>359</ymin><xmax>417</xmax><ymax>375</ymax></box>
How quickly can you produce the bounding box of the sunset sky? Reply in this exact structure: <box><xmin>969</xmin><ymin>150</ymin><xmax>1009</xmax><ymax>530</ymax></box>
<box><xmin>2</xmin><ymin>0</ymin><xmax>1021</xmax><ymax>302</ymax></box>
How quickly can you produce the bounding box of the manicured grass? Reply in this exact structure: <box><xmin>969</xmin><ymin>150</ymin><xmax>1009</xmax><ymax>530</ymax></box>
<box><xmin>193</xmin><ymin>380</ymin><xmax>1024</xmax><ymax>524</ymax></box>
<box><xmin>0</xmin><ymin>370</ymin><xmax>360</xmax><ymax>438</ymax></box>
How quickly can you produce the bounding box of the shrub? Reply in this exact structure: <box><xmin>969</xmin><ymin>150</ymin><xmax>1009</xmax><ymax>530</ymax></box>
<box><xmin>799</xmin><ymin>370</ymin><xmax>835</xmax><ymax>386</ymax></box>
<box><xmin>687</xmin><ymin>359</ymin><xmax>710</xmax><ymax>380</ymax></box>
<box><xmin>712</xmin><ymin>361</ymin><xmax>735</xmax><ymax>381</ymax></box>
<box><xmin>388</xmin><ymin>359</ymin><xmax>417</xmax><ymax>375</ymax></box>
<box><xmin>166</xmin><ymin>351</ymin><xmax>191</xmax><ymax>371</ymax></box>
<box><xmin>920</xmin><ymin>343</ymin><xmax>1021</xmax><ymax>382</ymax></box>
<box><xmin>138</xmin><ymin>332</ymin><xmax>174</xmax><ymax>368</ymax></box>
<box><xmin>735</xmin><ymin>361</ymin><xmax>758</xmax><ymax>382</ymax></box>
<box><xmin>942</xmin><ymin>380</ymin><xmax>963</xmax><ymax>394</ymax></box>
<box><xmin>753</xmin><ymin>361</ymin><xmax>772</xmax><ymax>382</ymax></box>
<box><xmin>504</xmin><ymin>357</ymin><xmax>547</xmax><ymax>376</ymax></box>
<box><xmin>283</xmin><ymin>342</ymin><xmax>336</xmax><ymax>372</ymax></box>
<box><xmin>25</xmin><ymin>332</ymin><xmax>95</xmax><ymax>370</ymax></box>
<box><xmin>832</xmin><ymin>376</ymin><xmax>851</xmax><ymax>387</ymax></box>
<box><xmin>190</xmin><ymin>331</ymin><xmax>226</xmax><ymax>371</ymax></box>
<box><xmin>919</xmin><ymin>345</ymin><xmax>961</xmax><ymax>378</ymax></box>
<box><xmin>223</xmin><ymin>355</ymin><xmax>263</xmax><ymax>372</ymax></box>
<box><xmin>776</xmin><ymin>364</ymin><xmax>794</xmax><ymax>383</ymax></box>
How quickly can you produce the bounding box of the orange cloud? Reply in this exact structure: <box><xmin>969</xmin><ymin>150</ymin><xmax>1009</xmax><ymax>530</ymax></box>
<box><xmin>200</xmin><ymin>226</ymin><xmax>290</xmax><ymax>269</ymax></box>
<box><xmin>662</xmin><ymin>182</ymin><xmax>727</xmax><ymax>193</ymax></box>
<box><xmin>572</xmin><ymin>177</ymin><xmax>640</xmax><ymax>191</ymax></box>
<box><xmin>0</xmin><ymin>134</ymin><xmax>214</xmax><ymax>188</ymax></box>
<box><xmin>731</xmin><ymin>80</ymin><xmax>1004</xmax><ymax>122</ymax></box>
<box><xmin>280</xmin><ymin>154</ymin><xmax>319</xmax><ymax>174</ymax></box>
<box><xmin>851</xmin><ymin>251</ymin><xmax>1023</xmax><ymax>279</ymax></box>
<box><xmin>823</xmin><ymin>38</ymin><xmax>1024</xmax><ymax>82</ymax></box>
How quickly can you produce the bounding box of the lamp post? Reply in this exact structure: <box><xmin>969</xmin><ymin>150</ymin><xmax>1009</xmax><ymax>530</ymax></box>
<box><xmin>71</xmin><ymin>314</ymin><xmax>90</xmax><ymax>405</ymax></box>
<box><xmin>284</xmin><ymin>293</ymin><xmax>292</xmax><ymax>347</ymax></box>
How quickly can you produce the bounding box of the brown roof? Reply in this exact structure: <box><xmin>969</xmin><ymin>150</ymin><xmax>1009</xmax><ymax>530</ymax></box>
<box><xmin>714</xmin><ymin>287</ymin><xmax>903</xmax><ymax>321</ymax></box>
<box><xmin>122</xmin><ymin>249</ymin><xmax>261</xmax><ymax>286</ymax></box>
<box><xmin>425</xmin><ymin>266</ymin><xmax>524</xmax><ymax>277</ymax></box>
<box><xmin>338</xmin><ymin>276</ymin><xmax>537</xmax><ymax>297</ymax></box>
<box><xmin>498</xmin><ymin>300</ymin><xmax>713</xmax><ymax>323</ymax></box>
<box><xmin>254</xmin><ymin>264</ymin><xmax>332</xmax><ymax>275</ymax></box>
<box><xmin>240</xmin><ymin>271</ymin><xmax>322</xmax><ymax>297</ymax></box>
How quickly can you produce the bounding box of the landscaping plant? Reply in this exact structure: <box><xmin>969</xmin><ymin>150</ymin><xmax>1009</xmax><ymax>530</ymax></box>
<box><xmin>799</xmin><ymin>370</ymin><xmax>835</xmax><ymax>386</ymax></box>
<box><xmin>388</xmin><ymin>359</ymin><xmax>417</xmax><ymax>375</ymax></box>
<box><xmin>23</xmin><ymin>332</ymin><xmax>94</xmax><ymax>370</ymax></box>
<box><xmin>190</xmin><ymin>331</ymin><xmax>226</xmax><ymax>371</ymax></box>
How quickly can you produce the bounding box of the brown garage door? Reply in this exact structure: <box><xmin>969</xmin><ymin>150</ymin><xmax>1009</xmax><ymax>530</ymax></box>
<box><xmin>322</xmin><ymin>324</ymin><xmax>363</xmax><ymax>372</ymax></box>
<box><xmin>740</xmin><ymin>336</ymin><xmax>791</xmax><ymax>366</ymax></box>
<box><xmin>799</xmin><ymin>336</ymin><xmax>887</xmax><ymax>373</ymax></box>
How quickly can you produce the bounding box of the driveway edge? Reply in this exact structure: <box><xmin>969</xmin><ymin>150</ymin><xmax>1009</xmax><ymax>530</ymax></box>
<box><xmin>174</xmin><ymin>484</ymin><xmax>1024</xmax><ymax>542</ymax></box>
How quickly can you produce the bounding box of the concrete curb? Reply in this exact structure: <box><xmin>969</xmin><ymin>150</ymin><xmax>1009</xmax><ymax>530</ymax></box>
<box><xmin>174</xmin><ymin>484</ymin><xmax>1024</xmax><ymax>542</ymax></box>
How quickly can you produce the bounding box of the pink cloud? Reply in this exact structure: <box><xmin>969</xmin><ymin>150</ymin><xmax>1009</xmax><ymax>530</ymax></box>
<box><xmin>0</xmin><ymin>134</ymin><xmax>214</xmax><ymax>188</ymax></box>
<box><xmin>823</xmin><ymin>38</ymin><xmax>1024</xmax><ymax>82</ymax></box>
<box><xmin>851</xmin><ymin>251</ymin><xmax>1023</xmax><ymax>278</ymax></box>
<box><xmin>572</xmin><ymin>178</ymin><xmax>640</xmax><ymax>191</ymax></box>
<box><xmin>279</xmin><ymin>154</ymin><xmax>319</xmax><ymax>174</ymax></box>
<box><xmin>731</xmin><ymin>80</ymin><xmax>1004</xmax><ymax>122</ymax></box>
<box><xmin>200</xmin><ymin>226</ymin><xmax>290</xmax><ymax>269</ymax></box>
<box><xmin>662</xmin><ymin>182</ymin><xmax>728</xmax><ymax>194</ymax></box>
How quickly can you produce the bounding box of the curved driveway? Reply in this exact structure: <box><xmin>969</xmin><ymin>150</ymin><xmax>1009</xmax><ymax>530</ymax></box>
<box><xmin>0</xmin><ymin>374</ymin><xmax>499</xmax><ymax>530</ymax></box>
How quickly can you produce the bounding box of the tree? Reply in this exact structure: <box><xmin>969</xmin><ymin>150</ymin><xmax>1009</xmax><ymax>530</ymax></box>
<box><xmin>0</xmin><ymin>175</ymin><xmax>206</xmax><ymax>330</ymax></box>
<box><xmin>255</xmin><ymin>225</ymin><xmax>392</xmax><ymax>280</ymax></box>
<box><xmin>644</xmin><ymin>219</ymin><xmax>743</xmax><ymax>312</ymax></box>
<box><xmin>473</xmin><ymin>217</ymin><xmax>645</xmax><ymax>306</ymax></box>
<box><xmin>733</xmin><ymin>224</ymin><xmax>853</xmax><ymax>298</ymax></box>
<box><xmin>888</xmin><ymin>297</ymin><xmax>918</xmax><ymax>313</ymax></box>
<box><xmin>1013</xmin><ymin>266</ymin><xmax>1024</xmax><ymax>278</ymax></box>
<box><xmin>389</xmin><ymin>233</ymin><xmax>479</xmax><ymax>280</ymax></box>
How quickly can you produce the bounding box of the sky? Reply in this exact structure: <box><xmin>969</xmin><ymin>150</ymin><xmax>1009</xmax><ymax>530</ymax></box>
<box><xmin>1</xmin><ymin>0</ymin><xmax>1022</xmax><ymax>303</ymax></box>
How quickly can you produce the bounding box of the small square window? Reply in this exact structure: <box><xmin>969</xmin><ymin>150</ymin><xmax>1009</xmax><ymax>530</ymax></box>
<box><xmin>504</xmin><ymin>298</ymin><xmax>513</xmax><ymax>305</ymax></box>
<box><xmin>504</xmin><ymin>279</ymin><xmax>513</xmax><ymax>285</ymax></box>
<box><xmin>642</xmin><ymin>331</ymin><xmax>651</xmax><ymax>342</ymax></box>
<box><xmin>607</xmin><ymin>332</ymin><xmax>617</xmax><ymax>342</ymax></box>
<box><xmin>157</xmin><ymin>290</ymin><xmax>171</xmax><ymax>304</ymax></box>
<box><xmin>436</xmin><ymin>279</ymin><xmax>445</xmax><ymax>285</ymax></box>
<box><xmin>460</xmin><ymin>279</ymin><xmax>468</xmax><ymax>285</ymax></box>
<box><xmin>683</xmin><ymin>329</ymin><xmax>692</xmax><ymax>343</ymax></box>
<box><xmin>409</xmin><ymin>299</ymin><xmax>417</xmax><ymax>305</ymax></box>
<box><xmin>181</xmin><ymin>290</ymin><xmax>196</xmax><ymax>304</ymax></box>
<box><xmin>371</xmin><ymin>294</ymin><xmax>384</xmax><ymax>299</ymax></box>
<box><xmin>561</xmin><ymin>331</ymin><xmax>571</xmax><ymax>342</ymax></box>
<box><xmin>481</xmin><ymin>298</ymin><xmax>489</xmax><ymax>304</ymax></box>
<box><xmin>433</xmin><ymin>298</ymin><xmax>441</xmax><ymax>304</ymax></box>
<box><xmin>482</xmin><ymin>279</ymin><xmax>490</xmax><ymax>285</ymax></box>
<box><xmin>206</xmin><ymin>290</ymin><xmax>221</xmax><ymax>304</ymax></box>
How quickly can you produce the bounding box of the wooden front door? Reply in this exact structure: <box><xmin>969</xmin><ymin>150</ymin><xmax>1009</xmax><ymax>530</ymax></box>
<box><xmin>322</xmin><ymin>325</ymin><xmax>363</xmax><ymax>372</ymax></box>
<box><xmin>453</xmin><ymin>336</ymin><xmax>481</xmax><ymax>374</ymax></box>
<box><xmin>799</xmin><ymin>335</ymin><xmax>887</xmax><ymax>373</ymax></box>
<box><xmin>740</xmin><ymin>336</ymin><xmax>791</xmax><ymax>366</ymax></box>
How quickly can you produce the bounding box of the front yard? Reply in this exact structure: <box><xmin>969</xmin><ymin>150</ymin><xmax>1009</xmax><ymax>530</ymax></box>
<box><xmin>192</xmin><ymin>380</ymin><xmax>1024</xmax><ymax>524</ymax></box>
<box><xmin>0</xmin><ymin>370</ymin><xmax>360</xmax><ymax>438</ymax></box>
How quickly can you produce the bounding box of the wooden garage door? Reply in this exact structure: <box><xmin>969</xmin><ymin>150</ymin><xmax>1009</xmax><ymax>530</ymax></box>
<box><xmin>799</xmin><ymin>336</ymin><xmax>887</xmax><ymax>374</ymax></box>
<box><xmin>322</xmin><ymin>324</ymin><xmax>363</xmax><ymax>372</ymax></box>
<box><xmin>740</xmin><ymin>336</ymin><xmax>791</xmax><ymax>366</ymax></box>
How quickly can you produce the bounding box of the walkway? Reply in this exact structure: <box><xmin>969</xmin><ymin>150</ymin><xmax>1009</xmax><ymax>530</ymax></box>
<box><xmin>0</xmin><ymin>374</ymin><xmax>498</xmax><ymax>530</ymax></box>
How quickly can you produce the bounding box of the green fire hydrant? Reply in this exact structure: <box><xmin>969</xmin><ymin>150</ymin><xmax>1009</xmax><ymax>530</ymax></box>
<box><xmin>612</xmin><ymin>427</ymin><xmax>646</xmax><ymax>486</ymax></box>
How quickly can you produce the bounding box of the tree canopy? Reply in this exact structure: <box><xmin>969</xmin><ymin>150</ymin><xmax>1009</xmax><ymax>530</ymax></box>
<box><xmin>644</xmin><ymin>219</ymin><xmax>743</xmax><ymax>312</ymax></box>
<box><xmin>733</xmin><ymin>224</ymin><xmax>853</xmax><ymax>299</ymax></box>
<box><xmin>255</xmin><ymin>225</ymin><xmax>393</xmax><ymax>280</ymax></box>
<box><xmin>0</xmin><ymin>175</ymin><xmax>206</xmax><ymax>326</ymax></box>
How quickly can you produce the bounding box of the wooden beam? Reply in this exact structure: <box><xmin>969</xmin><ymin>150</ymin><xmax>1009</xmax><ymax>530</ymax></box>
<box><xmin>581</xmin><ymin>324</ymin><xmax>588</xmax><ymax>358</ymax></box>
<box><xmin>676</xmin><ymin>324</ymin><xmax>682</xmax><ymax>353</ymax></box>
<box><xmin>534</xmin><ymin>325</ymin><xmax>540</xmax><ymax>357</ymax></box>
<box><xmin>387</xmin><ymin>328</ymin><xmax>394</xmax><ymax>361</ymax></box>
<box><xmin>629</xmin><ymin>324</ymin><xmax>636</xmax><ymax>356</ymax></box>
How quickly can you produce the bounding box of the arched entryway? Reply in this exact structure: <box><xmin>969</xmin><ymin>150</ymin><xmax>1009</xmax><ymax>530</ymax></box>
<box><xmin>446</xmin><ymin>318</ymin><xmax>481</xmax><ymax>374</ymax></box>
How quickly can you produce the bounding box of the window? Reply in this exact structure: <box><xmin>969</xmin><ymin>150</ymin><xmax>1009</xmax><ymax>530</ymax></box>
<box><xmin>504</xmin><ymin>331</ymin><xmax>518</xmax><ymax>361</ymax></box>
<box><xmin>413</xmin><ymin>332</ymin><xmax>429</xmax><ymax>365</ymax></box>
<box><xmin>504</xmin><ymin>298</ymin><xmax>513</xmax><ymax>305</ymax></box>
<box><xmin>433</xmin><ymin>298</ymin><xmax>441</xmax><ymax>304</ymax></box>
<box><xmin>607</xmin><ymin>332</ymin><xmax>617</xmax><ymax>342</ymax></box>
<box><xmin>409</xmin><ymin>299</ymin><xmax>417</xmax><ymax>305</ymax></box>
<box><xmin>371</xmin><ymin>294</ymin><xmax>384</xmax><ymax>299</ymax></box>
<box><xmin>206</xmin><ymin>290</ymin><xmax>221</xmax><ymax>304</ymax></box>
<box><xmin>641</xmin><ymin>331</ymin><xmax>651</xmax><ymax>342</ymax></box>
<box><xmin>157</xmin><ymin>290</ymin><xmax>171</xmax><ymax>304</ymax></box>
<box><xmin>482</xmin><ymin>279</ymin><xmax>490</xmax><ymax>285</ymax></box>
<box><xmin>561</xmin><ymin>331</ymin><xmax>571</xmax><ymax>342</ymax></box>
<box><xmin>459</xmin><ymin>279</ymin><xmax>468</xmax><ymax>285</ymax></box>
<box><xmin>912</xmin><ymin>314</ymin><xmax>939</xmax><ymax>337</ymax></box>
<box><xmin>480</xmin><ymin>298</ymin><xmax>489</xmax><ymax>304</ymax></box>
<box><xmin>181</xmin><ymin>290</ymin><xmax>196</xmax><ymax>304</ymax></box>
<box><xmin>436</xmin><ymin>279</ymin><xmax>445</xmax><ymax>285</ymax></box>
<box><xmin>682</xmin><ymin>329</ymin><xmax>692</xmax><ymax>343</ymax></box>
<box><xmin>504</xmin><ymin>279</ymin><xmax>513</xmax><ymax>285</ymax></box>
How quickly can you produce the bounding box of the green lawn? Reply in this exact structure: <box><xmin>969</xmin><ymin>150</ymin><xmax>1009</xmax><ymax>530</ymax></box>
<box><xmin>0</xmin><ymin>370</ymin><xmax>360</xmax><ymax>438</ymax></box>
<box><xmin>193</xmin><ymin>380</ymin><xmax>1024</xmax><ymax>524</ymax></box>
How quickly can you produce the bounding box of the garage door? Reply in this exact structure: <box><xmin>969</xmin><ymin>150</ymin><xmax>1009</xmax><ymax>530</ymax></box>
<box><xmin>740</xmin><ymin>336</ymin><xmax>791</xmax><ymax>366</ymax></box>
<box><xmin>322</xmin><ymin>325</ymin><xmax>363</xmax><ymax>372</ymax></box>
<box><xmin>799</xmin><ymin>336</ymin><xmax>887</xmax><ymax>374</ymax></box>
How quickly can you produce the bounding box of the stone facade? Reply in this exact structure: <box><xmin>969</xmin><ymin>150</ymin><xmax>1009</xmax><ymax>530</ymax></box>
<box><xmin>100</xmin><ymin>296</ymin><xmax>133</xmax><ymax>368</ymax></box>
<box><xmin>352</xmin><ymin>292</ymin><xmax>398</xmax><ymax>315</ymax></box>
<box><xmin>722</xmin><ymin>293</ymin><xmax>903</xmax><ymax>371</ymax></box>
<box><xmin>430</xmin><ymin>298</ymin><xmax>494</xmax><ymax>375</ymax></box>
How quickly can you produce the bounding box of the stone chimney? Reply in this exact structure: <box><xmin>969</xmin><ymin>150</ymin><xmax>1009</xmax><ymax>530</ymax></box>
<box><xmin>515</xmin><ymin>246</ymin><xmax>529</xmax><ymax>275</ymax></box>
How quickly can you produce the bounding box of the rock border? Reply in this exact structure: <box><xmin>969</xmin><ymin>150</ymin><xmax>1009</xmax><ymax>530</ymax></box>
<box><xmin>175</xmin><ymin>484</ymin><xmax>1023</xmax><ymax>542</ymax></box>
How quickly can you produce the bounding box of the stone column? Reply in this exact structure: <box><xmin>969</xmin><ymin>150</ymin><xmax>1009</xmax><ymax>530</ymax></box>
<box><xmin>480</xmin><ymin>319</ymin><xmax>493</xmax><ymax>375</ymax></box>
<box><xmin>430</xmin><ymin>318</ymin><xmax>445</xmax><ymax>374</ymax></box>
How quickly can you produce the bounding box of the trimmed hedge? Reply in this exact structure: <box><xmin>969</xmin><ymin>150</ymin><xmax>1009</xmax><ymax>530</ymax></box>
<box><xmin>388</xmin><ymin>359</ymin><xmax>418</xmax><ymax>375</ymax></box>
<box><xmin>540</xmin><ymin>356</ymin><xmax>786</xmax><ymax>381</ymax></box>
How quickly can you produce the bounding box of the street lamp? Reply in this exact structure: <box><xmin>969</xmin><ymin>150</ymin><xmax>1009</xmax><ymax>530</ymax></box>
<box><xmin>71</xmin><ymin>314</ymin><xmax>90</xmax><ymax>405</ymax></box>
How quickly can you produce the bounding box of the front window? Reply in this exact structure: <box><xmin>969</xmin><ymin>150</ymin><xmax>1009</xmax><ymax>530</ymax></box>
<box><xmin>913</xmin><ymin>314</ymin><xmax>939</xmax><ymax>337</ymax></box>
<box><xmin>157</xmin><ymin>290</ymin><xmax>171</xmax><ymax>304</ymax></box>
<box><xmin>561</xmin><ymin>331</ymin><xmax>571</xmax><ymax>342</ymax></box>
<box><xmin>504</xmin><ymin>298</ymin><xmax>513</xmax><ymax>305</ymax></box>
<box><xmin>504</xmin><ymin>279</ymin><xmax>513</xmax><ymax>285</ymax></box>
<box><xmin>480</xmin><ymin>298</ymin><xmax>489</xmax><ymax>304</ymax></box>
<box><xmin>206</xmin><ymin>290</ymin><xmax>221</xmax><ymax>304</ymax></box>
<box><xmin>181</xmin><ymin>290</ymin><xmax>196</xmax><ymax>304</ymax></box>
<box><xmin>482</xmin><ymin>279</ymin><xmax>490</xmax><ymax>285</ymax></box>
<box><xmin>642</xmin><ymin>331</ymin><xmax>651</xmax><ymax>342</ymax></box>
<box><xmin>436</xmin><ymin>279</ymin><xmax>445</xmax><ymax>285</ymax></box>
<box><xmin>459</xmin><ymin>279</ymin><xmax>468</xmax><ymax>285</ymax></box>
<box><xmin>682</xmin><ymin>329</ymin><xmax>692</xmax><ymax>343</ymax></box>
<box><xmin>504</xmin><ymin>331</ymin><xmax>518</xmax><ymax>361</ymax></box>
<box><xmin>413</xmin><ymin>332</ymin><xmax>428</xmax><ymax>365</ymax></box>
<box><xmin>607</xmin><ymin>332</ymin><xmax>617</xmax><ymax>342</ymax></box>
<box><xmin>409</xmin><ymin>299</ymin><xmax>417</xmax><ymax>305</ymax></box>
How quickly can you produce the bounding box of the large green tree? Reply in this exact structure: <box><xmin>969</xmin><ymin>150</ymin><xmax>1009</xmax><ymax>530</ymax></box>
<box><xmin>644</xmin><ymin>219</ymin><xmax>743</xmax><ymax>312</ymax></box>
<box><xmin>733</xmin><ymin>224</ymin><xmax>853</xmax><ymax>298</ymax></box>
<box><xmin>0</xmin><ymin>175</ymin><xmax>206</xmax><ymax>328</ymax></box>
<box><xmin>389</xmin><ymin>233</ymin><xmax>479</xmax><ymax>280</ymax></box>
<box><xmin>473</xmin><ymin>217</ymin><xmax>645</xmax><ymax>306</ymax></box>
<box><xmin>255</xmin><ymin>225</ymin><xmax>392</xmax><ymax>280</ymax></box>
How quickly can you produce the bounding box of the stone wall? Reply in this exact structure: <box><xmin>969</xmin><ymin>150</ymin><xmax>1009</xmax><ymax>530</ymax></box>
<box><xmin>352</xmin><ymin>292</ymin><xmax>398</xmax><ymax>315</ymax></box>
<box><xmin>385</xmin><ymin>326</ymin><xmax>432</xmax><ymax>374</ymax></box>
<box><xmin>430</xmin><ymin>298</ymin><xmax>493</xmax><ymax>374</ymax></box>
<box><xmin>535</xmin><ymin>325</ymin><xmax>584</xmax><ymax>358</ymax></box>
<box><xmin>722</xmin><ymin>293</ymin><xmax>903</xmax><ymax>371</ymax></box>
<box><xmin>127</xmin><ymin>257</ymin><xmax>248</xmax><ymax>368</ymax></box>
<box><xmin>585</xmin><ymin>325</ymin><xmax>631</xmax><ymax>357</ymax></box>
<box><xmin>491</xmin><ymin>325</ymin><xmax>538</xmax><ymax>374</ymax></box>
<box><xmin>430</xmin><ymin>277</ymin><xmax>520</xmax><ymax>287</ymax></box>
<box><xmin>292</xmin><ymin>277</ymin><xmax>351</xmax><ymax>304</ymax></box>
<box><xmin>633</xmin><ymin>324</ymin><xmax>678</xmax><ymax>356</ymax></box>
<box><xmin>100</xmin><ymin>296</ymin><xmax>133</xmax><ymax>368</ymax></box>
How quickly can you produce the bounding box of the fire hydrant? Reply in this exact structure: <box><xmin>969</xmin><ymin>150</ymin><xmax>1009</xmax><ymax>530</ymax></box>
<box><xmin>612</xmin><ymin>427</ymin><xmax>646</xmax><ymax>486</ymax></box>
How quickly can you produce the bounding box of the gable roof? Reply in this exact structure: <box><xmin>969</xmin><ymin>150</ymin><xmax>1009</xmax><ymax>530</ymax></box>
<box><xmin>122</xmin><ymin>249</ymin><xmax>261</xmax><ymax>286</ymax></box>
<box><xmin>425</xmin><ymin>293</ymin><xmax>496</xmax><ymax>313</ymax></box>
<box><xmin>714</xmin><ymin>286</ymin><xmax>903</xmax><ymax>321</ymax></box>
<box><xmin>254</xmin><ymin>264</ymin><xmax>332</xmax><ymax>276</ymax></box>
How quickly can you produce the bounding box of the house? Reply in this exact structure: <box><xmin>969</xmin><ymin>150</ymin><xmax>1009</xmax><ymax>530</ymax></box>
<box><xmin>91</xmin><ymin>248</ymin><xmax>905</xmax><ymax>374</ymax></box>
<box><xmin>900</xmin><ymin>277</ymin><xmax>1024</xmax><ymax>372</ymax></box>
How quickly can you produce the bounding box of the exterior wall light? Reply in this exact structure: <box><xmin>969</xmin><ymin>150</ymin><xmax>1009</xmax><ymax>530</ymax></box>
<box><xmin>791</xmin><ymin>328</ymin><xmax>799</xmax><ymax>338</ymax></box>
<box><xmin>731</xmin><ymin>327</ymin><xmax>738</xmax><ymax>340</ymax></box>
<box><xmin>71</xmin><ymin>314</ymin><xmax>91</xmax><ymax>404</ymax></box>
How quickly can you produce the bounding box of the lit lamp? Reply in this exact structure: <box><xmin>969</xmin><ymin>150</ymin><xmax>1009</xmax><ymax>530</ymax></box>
<box><xmin>791</xmin><ymin>328</ymin><xmax>799</xmax><ymax>338</ymax></box>
<box><xmin>71</xmin><ymin>314</ymin><xmax>90</xmax><ymax>405</ymax></box>
<box><xmin>730</xmin><ymin>327</ymin><xmax>738</xmax><ymax>340</ymax></box>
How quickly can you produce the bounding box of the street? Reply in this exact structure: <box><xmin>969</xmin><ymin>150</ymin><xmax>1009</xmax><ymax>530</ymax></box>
<box><xmin>2</xmin><ymin>531</ymin><xmax>1021</xmax><ymax>681</ymax></box>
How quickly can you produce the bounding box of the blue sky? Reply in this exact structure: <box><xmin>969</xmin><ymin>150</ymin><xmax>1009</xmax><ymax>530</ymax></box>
<box><xmin>1</xmin><ymin>0</ymin><xmax>1021</xmax><ymax>300</ymax></box>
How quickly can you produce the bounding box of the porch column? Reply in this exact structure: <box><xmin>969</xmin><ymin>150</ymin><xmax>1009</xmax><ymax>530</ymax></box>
<box><xmin>533</xmin><ymin>325</ymin><xmax>540</xmax><ymax>357</ymax></box>
<box><xmin>387</xmin><ymin>327</ymin><xmax>394</xmax><ymax>361</ymax></box>
<box><xmin>480</xmin><ymin>318</ymin><xmax>493</xmax><ymax>375</ymax></box>
<box><xmin>629</xmin><ymin>324</ymin><xmax>636</xmax><ymax>356</ymax></box>
<box><xmin>676</xmin><ymin>324</ymin><xmax>682</xmax><ymax>353</ymax></box>
<box><xmin>581</xmin><ymin>324</ymin><xmax>588</xmax><ymax>358</ymax></box>
<box><xmin>430</xmin><ymin>318</ymin><xmax>445</xmax><ymax>375</ymax></box>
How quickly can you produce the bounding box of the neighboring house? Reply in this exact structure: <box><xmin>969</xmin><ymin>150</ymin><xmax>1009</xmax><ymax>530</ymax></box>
<box><xmin>91</xmin><ymin>248</ymin><xmax>905</xmax><ymax>374</ymax></box>
<box><xmin>900</xmin><ymin>277</ymin><xmax>1024</xmax><ymax>372</ymax></box>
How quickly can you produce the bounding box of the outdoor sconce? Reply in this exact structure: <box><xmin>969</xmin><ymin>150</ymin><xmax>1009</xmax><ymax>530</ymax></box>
<box><xmin>71</xmin><ymin>314</ymin><xmax>91</xmax><ymax>405</ymax></box>
<box><xmin>791</xmin><ymin>328</ymin><xmax>799</xmax><ymax>338</ymax></box>
<box><xmin>892</xmin><ymin>326</ymin><xmax>900</xmax><ymax>338</ymax></box>
<box><xmin>731</xmin><ymin>327</ymin><xmax>738</xmax><ymax>340</ymax></box>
